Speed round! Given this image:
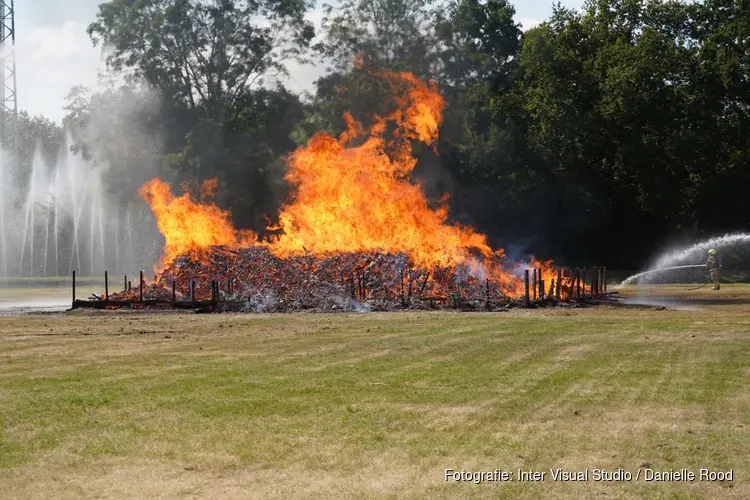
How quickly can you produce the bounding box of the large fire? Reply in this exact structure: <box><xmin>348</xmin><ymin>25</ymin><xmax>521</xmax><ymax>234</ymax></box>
<box><xmin>139</xmin><ymin>178</ymin><xmax>257</xmax><ymax>271</ymax></box>
<box><xmin>271</xmin><ymin>70</ymin><xmax>495</xmax><ymax>268</ymax></box>
<box><xmin>138</xmin><ymin>69</ymin><xmax>558</xmax><ymax>301</ymax></box>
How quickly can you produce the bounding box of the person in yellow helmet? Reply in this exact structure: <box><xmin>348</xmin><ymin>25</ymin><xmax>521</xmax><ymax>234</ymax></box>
<box><xmin>706</xmin><ymin>249</ymin><xmax>721</xmax><ymax>290</ymax></box>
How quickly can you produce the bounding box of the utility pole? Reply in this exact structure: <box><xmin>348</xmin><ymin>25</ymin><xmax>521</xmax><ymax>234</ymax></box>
<box><xmin>0</xmin><ymin>0</ymin><xmax>16</xmax><ymax>277</ymax></box>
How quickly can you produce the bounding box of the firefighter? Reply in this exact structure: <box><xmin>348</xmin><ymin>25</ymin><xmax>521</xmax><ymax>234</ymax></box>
<box><xmin>706</xmin><ymin>249</ymin><xmax>722</xmax><ymax>290</ymax></box>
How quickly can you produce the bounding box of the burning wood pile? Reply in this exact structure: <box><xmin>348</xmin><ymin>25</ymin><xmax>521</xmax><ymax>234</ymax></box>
<box><xmin>96</xmin><ymin>247</ymin><xmax>609</xmax><ymax>312</ymax></box>
<box><xmin>73</xmin><ymin>67</ymin><xmax>615</xmax><ymax>313</ymax></box>
<box><xmin>109</xmin><ymin>246</ymin><xmax>523</xmax><ymax>312</ymax></box>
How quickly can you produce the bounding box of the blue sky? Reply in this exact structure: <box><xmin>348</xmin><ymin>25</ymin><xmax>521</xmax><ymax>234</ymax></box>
<box><xmin>16</xmin><ymin>0</ymin><xmax>586</xmax><ymax>123</ymax></box>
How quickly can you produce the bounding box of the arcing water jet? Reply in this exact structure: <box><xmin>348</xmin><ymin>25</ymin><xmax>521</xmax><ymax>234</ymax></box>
<box><xmin>619</xmin><ymin>265</ymin><xmax>706</xmax><ymax>285</ymax></box>
<box><xmin>620</xmin><ymin>233</ymin><xmax>750</xmax><ymax>286</ymax></box>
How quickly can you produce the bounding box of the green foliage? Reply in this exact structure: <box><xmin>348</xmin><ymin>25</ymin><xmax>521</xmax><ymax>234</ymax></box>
<box><xmin>88</xmin><ymin>0</ymin><xmax>315</xmax><ymax>120</ymax></box>
<box><xmin>33</xmin><ymin>0</ymin><xmax>750</xmax><ymax>269</ymax></box>
<box><xmin>77</xmin><ymin>0</ymin><xmax>316</xmax><ymax>224</ymax></box>
<box><xmin>316</xmin><ymin>0</ymin><xmax>441</xmax><ymax>76</ymax></box>
<box><xmin>63</xmin><ymin>84</ymin><xmax>166</xmax><ymax>206</ymax></box>
<box><xmin>0</xmin><ymin>109</ymin><xmax>64</xmax><ymax>192</ymax></box>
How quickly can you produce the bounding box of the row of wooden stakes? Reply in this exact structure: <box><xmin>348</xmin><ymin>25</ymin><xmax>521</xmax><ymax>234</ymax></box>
<box><xmin>71</xmin><ymin>270</ymin><xmax>232</xmax><ymax>305</ymax></box>
<box><xmin>523</xmin><ymin>266</ymin><xmax>607</xmax><ymax>306</ymax></box>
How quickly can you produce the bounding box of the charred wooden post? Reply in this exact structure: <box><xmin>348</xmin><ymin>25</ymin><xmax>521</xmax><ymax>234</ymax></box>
<box><xmin>190</xmin><ymin>280</ymin><xmax>196</xmax><ymax>301</ymax></box>
<box><xmin>524</xmin><ymin>269</ymin><xmax>530</xmax><ymax>307</ymax></box>
<box><xmin>128</xmin><ymin>280</ymin><xmax>132</xmax><ymax>292</ymax></box>
<box><xmin>139</xmin><ymin>271</ymin><xmax>144</xmax><ymax>301</ymax></box>
<box><xmin>72</xmin><ymin>271</ymin><xmax>76</xmax><ymax>308</ymax></box>
<box><xmin>580</xmin><ymin>268</ymin><xmax>585</xmax><ymax>297</ymax></box>
<box><xmin>538</xmin><ymin>268</ymin><xmax>544</xmax><ymax>300</ymax></box>
<box><xmin>575</xmin><ymin>269</ymin><xmax>581</xmax><ymax>298</ymax></box>
<box><xmin>592</xmin><ymin>267</ymin><xmax>599</xmax><ymax>298</ymax></box>
<box><xmin>172</xmin><ymin>280</ymin><xmax>176</xmax><ymax>303</ymax></box>
<box><xmin>582</xmin><ymin>268</ymin><xmax>587</xmax><ymax>296</ymax></box>
<box><xmin>591</xmin><ymin>266</ymin><xmax>600</xmax><ymax>297</ymax></box>
<box><xmin>419</xmin><ymin>272</ymin><xmax>429</xmax><ymax>296</ymax></box>
<box><xmin>548</xmin><ymin>280</ymin><xmax>555</xmax><ymax>300</ymax></box>
<box><xmin>555</xmin><ymin>269</ymin><xmax>562</xmax><ymax>303</ymax></box>
<box><xmin>408</xmin><ymin>270</ymin><xmax>414</xmax><ymax>298</ymax></box>
<box><xmin>124</xmin><ymin>275</ymin><xmax>127</xmax><ymax>292</ymax></box>
<box><xmin>105</xmin><ymin>271</ymin><xmax>109</xmax><ymax>301</ymax></box>
<box><xmin>532</xmin><ymin>269</ymin><xmax>538</xmax><ymax>300</ymax></box>
<box><xmin>603</xmin><ymin>266</ymin><xmax>607</xmax><ymax>293</ymax></box>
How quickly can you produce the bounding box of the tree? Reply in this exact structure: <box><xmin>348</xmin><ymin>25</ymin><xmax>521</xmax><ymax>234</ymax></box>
<box><xmin>0</xmin><ymin>109</ymin><xmax>64</xmax><ymax>192</ymax></box>
<box><xmin>435</xmin><ymin>0</ymin><xmax>521</xmax><ymax>88</ymax></box>
<box><xmin>685</xmin><ymin>0</ymin><xmax>750</xmax><ymax>232</ymax></box>
<box><xmin>316</xmin><ymin>0</ymin><xmax>440</xmax><ymax>77</ymax></box>
<box><xmin>86</xmin><ymin>0</ymin><xmax>316</xmax><ymax>230</ymax></box>
<box><xmin>62</xmin><ymin>83</ymin><xmax>166</xmax><ymax>206</ymax></box>
<box><xmin>88</xmin><ymin>0</ymin><xmax>315</xmax><ymax>125</ymax></box>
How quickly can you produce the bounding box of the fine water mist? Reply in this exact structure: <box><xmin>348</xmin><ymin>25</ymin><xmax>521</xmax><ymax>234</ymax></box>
<box><xmin>619</xmin><ymin>233</ymin><xmax>750</xmax><ymax>285</ymax></box>
<box><xmin>0</xmin><ymin>134</ymin><xmax>161</xmax><ymax>278</ymax></box>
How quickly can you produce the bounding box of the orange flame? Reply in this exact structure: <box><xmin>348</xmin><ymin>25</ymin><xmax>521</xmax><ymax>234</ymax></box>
<box><xmin>140</xmin><ymin>69</ymin><xmax>559</xmax><ymax>297</ymax></box>
<box><xmin>269</xmin><ymin>71</ymin><xmax>496</xmax><ymax>269</ymax></box>
<box><xmin>139</xmin><ymin>178</ymin><xmax>256</xmax><ymax>271</ymax></box>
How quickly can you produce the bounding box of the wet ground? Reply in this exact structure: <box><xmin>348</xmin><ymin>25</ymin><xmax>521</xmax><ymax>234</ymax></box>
<box><xmin>0</xmin><ymin>287</ymin><xmax>72</xmax><ymax>314</ymax></box>
<box><xmin>0</xmin><ymin>299</ymin><xmax>70</xmax><ymax>314</ymax></box>
<box><xmin>613</xmin><ymin>282</ymin><xmax>750</xmax><ymax>310</ymax></box>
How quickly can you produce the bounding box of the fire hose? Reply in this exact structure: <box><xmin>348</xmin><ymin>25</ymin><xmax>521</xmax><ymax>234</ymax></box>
<box><xmin>621</xmin><ymin>264</ymin><xmax>717</xmax><ymax>290</ymax></box>
<box><xmin>686</xmin><ymin>265</ymin><xmax>721</xmax><ymax>291</ymax></box>
<box><xmin>686</xmin><ymin>280</ymin><xmax>712</xmax><ymax>291</ymax></box>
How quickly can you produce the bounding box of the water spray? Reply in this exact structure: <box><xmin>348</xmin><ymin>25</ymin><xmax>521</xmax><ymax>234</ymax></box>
<box><xmin>652</xmin><ymin>233</ymin><xmax>750</xmax><ymax>269</ymax></box>
<box><xmin>620</xmin><ymin>264</ymin><xmax>705</xmax><ymax>286</ymax></box>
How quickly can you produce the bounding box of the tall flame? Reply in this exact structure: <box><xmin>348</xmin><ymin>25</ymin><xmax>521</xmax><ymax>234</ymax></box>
<box><xmin>139</xmin><ymin>178</ymin><xmax>256</xmax><ymax>271</ymax></box>
<box><xmin>269</xmin><ymin>71</ymin><xmax>495</xmax><ymax>269</ymax></box>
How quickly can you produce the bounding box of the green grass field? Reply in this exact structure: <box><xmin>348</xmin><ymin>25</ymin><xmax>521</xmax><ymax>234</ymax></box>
<box><xmin>0</xmin><ymin>284</ymin><xmax>748</xmax><ymax>499</ymax></box>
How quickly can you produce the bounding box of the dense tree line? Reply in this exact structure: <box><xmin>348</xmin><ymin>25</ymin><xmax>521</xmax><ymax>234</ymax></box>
<box><xmin>8</xmin><ymin>0</ymin><xmax>750</xmax><ymax>269</ymax></box>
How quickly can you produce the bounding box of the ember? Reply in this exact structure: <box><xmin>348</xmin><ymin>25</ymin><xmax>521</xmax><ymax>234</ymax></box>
<box><xmin>78</xmin><ymin>68</ymin><xmax>614</xmax><ymax>312</ymax></box>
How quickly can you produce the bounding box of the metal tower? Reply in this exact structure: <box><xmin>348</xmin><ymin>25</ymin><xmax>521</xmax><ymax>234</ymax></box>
<box><xmin>0</xmin><ymin>0</ymin><xmax>17</xmax><ymax>142</ymax></box>
<box><xmin>0</xmin><ymin>0</ymin><xmax>15</xmax><ymax>277</ymax></box>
